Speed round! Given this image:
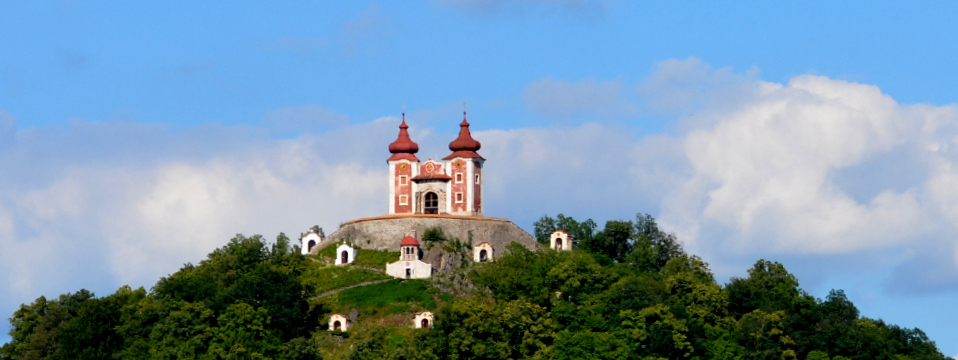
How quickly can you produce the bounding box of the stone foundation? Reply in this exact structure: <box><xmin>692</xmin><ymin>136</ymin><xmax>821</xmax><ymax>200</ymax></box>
<box><xmin>314</xmin><ymin>214</ymin><xmax>539</xmax><ymax>257</ymax></box>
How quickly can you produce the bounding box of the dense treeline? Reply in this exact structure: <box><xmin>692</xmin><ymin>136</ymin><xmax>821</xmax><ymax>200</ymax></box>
<box><xmin>0</xmin><ymin>214</ymin><xmax>948</xmax><ymax>360</ymax></box>
<box><xmin>0</xmin><ymin>234</ymin><xmax>324</xmax><ymax>360</ymax></box>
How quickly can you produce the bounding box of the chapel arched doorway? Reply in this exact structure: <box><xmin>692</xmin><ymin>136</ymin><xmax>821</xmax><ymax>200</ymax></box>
<box><xmin>341</xmin><ymin>251</ymin><xmax>349</xmax><ymax>264</ymax></box>
<box><xmin>333</xmin><ymin>321</ymin><xmax>341</xmax><ymax>331</ymax></box>
<box><xmin>307</xmin><ymin>240</ymin><xmax>316</xmax><ymax>252</ymax></box>
<box><xmin>555</xmin><ymin>239</ymin><xmax>562</xmax><ymax>250</ymax></box>
<box><xmin>479</xmin><ymin>249</ymin><xmax>488</xmax><ymax>262</ymax></box>
<box><xmin>424</xmin><ymin>192</ymin><xmax>439</xmax><ymax>214</ymax></box>
<box><xmin>421</xmin><ymin>319</ymin><xmax>429</xmax><ymax>328</ymax></box>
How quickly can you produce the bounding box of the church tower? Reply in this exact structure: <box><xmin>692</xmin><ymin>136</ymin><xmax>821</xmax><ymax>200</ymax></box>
<box><xmin>387</xmin><ymin>114</ymin><xmax>419</xmax><ymax>215</ymax></box>
<box><xmin>442</xmin><ymin>112</ymin><xmax>484</xmax><ymax>216</ymax></box>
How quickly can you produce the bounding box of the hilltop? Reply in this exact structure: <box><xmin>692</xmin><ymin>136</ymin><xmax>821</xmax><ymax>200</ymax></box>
<box><xmin>0</xmin><ymin>213</ymin><xmax>949</xmax><ymax>360</ymax></box>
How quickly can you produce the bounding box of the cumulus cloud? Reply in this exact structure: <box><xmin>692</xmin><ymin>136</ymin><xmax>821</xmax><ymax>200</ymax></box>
<box><xmin>642</xmin><ymin>61</ymin><xmax>958</xmax><ymax>294</ymax></box>
<box><xmin>0</xmin><ymin>114</ymin><xmax>398</xmax><ymax>325</ymax></box>
<box><xmin>515</xmin><ymin>60</ymin><xmax>958</xmax><ymax>295</ymax></box>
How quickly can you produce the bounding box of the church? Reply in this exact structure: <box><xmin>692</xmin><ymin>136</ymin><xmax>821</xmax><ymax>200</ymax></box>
<box><xmin>388</xmin><ymin>112</ymin><xmax>484</xmax><ymax>216</ymax></box>
<box><xmin>302</xmin><ymin>112</ymin><xmax>540</xmax><ymax>277</ymax></box>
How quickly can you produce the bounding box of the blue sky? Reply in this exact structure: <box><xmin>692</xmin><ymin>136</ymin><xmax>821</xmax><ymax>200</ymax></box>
<box><xmin>2</xmin><ymin>0</ymin><xmax>958</xmax><ymax>355</ymax></box>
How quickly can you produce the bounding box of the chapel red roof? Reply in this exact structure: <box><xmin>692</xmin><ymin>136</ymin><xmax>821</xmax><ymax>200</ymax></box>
<box><xmin>388</xmin><ymin>115</ymin><xmax>420</xmax><ymax>162</ymax></box>
<box><xmin>443</xmin><ymin>112</ymin><xmax>484</xmax><ymax>160</ymax></box>
<box><xmin>400</xmin><ymin>236</ymin><xmax>421</xmax><ymax>246</ymax></box>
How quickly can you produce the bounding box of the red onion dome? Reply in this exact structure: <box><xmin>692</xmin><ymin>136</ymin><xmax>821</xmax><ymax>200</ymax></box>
<box><xmin>388</xmin><ymin>117</ymin><xmax>419</xmax><ymax>154</ymax></box>
<box><xmin>444</xmin><ymin>112</ymin><xmax>483</xmax><ymax>160</ymax></box>
<box><xmin>448</xmin><ymin>117</ymin><xmax>480</xmax><ymax>152</ymax></box>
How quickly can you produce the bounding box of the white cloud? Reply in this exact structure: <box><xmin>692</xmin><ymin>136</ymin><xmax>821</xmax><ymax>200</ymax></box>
<box><xmin>635</xmin><ymin>61</ymin><xmax>958</xmax><ymax>294</ymax></box>
<box><xmin>0</xmin><ymin>115</ymin><xmax>397</xmax><ymax>320</ymax></box>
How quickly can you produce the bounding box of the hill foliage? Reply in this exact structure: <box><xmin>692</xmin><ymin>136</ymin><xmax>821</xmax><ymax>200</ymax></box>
<box><xmin>0</xmin><ymin>213</ymin><xmax>948</xmax><ymax>360</ymax></box>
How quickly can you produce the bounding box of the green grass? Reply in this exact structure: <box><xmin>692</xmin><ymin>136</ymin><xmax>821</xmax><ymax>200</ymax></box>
<box><xmin>301</xmin><ymin>264</ymin><xmax>391</xmax><ymax>295</ymax></box>
<box><xmin>317</xmin><ymin>244</ymin><xmax>339</xmax><ymax>258</ymax></box>
<box><xmin>353</xmin><ymin>249</ymin><xmax>400</xmax><ymax>268</ymax></box>
<box><xmin>317</xmin><ymin>243</ymin><xmax>400</xmax><ymax>268</ymax></box>
<box><xmin>333</xmin><ymin>279</ymin><xmax>436</xmax><ymax>315</ymax></box>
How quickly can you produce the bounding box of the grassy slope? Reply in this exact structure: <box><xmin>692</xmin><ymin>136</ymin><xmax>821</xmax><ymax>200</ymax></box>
<box><xmin>308</xmin><ymin>280</ymin><xmax>445</xmax><ymax>360</ymax></box>
<box><xmin>302</xmin><ymin>264</ymin><xmax>391</xmax><ymax>295</ymax></box>
<box><xmin>303</xmin><ymin>244</ymin><xmax>402</xmax><ymax>295</ymax></box>
<box><xmin>305</xmin><ymin>243</ymin><xmax>439</xmax><ymax>360</ymax></box>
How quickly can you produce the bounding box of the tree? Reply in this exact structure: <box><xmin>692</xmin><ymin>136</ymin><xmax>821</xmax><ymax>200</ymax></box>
<box><xmin>154</xmin><ymin>234</ymin><xmax>315</xmax><ymax>341</ymax></box>
<box><xmin>147</xmin><ymin>301</ymin><xmax>215</xmax><ymax>360</ymax></box>
<box><xmin>620</xmin><ymin>304</ymin><xmax>693</xmax><ymax>359</ymax></box>
<box><xmin>735</xmin><ymin>309</ymin><xmax>795</xmax><ymax>360</ymax></box>
<box><xmin>725</xmin><ymin>260</ymin><xmax>802</xmax><ymax>316</ymax></box>
<box><xmin>418</xmin><ymin>298</ymin><xmax>555</xmax><ymax>360</ymax></box>
<box><xmin>553</xmin><ymin>330</ymin><xmax>629</xmax><ymax>360</ymax></box>
<box><xmin>5</xmin><ymin>290</ymin><xmax>94</xmax><ymax>360</ymax></box>
<box><xmin>471</xmin><ymin>243</ymin><xmax>560</xmax><ymax>307</ymax></box>
<box><xmin>279</xmin><ymin>338</ymin><xmax>323</xmax><ymax>360</ymax></box>
<box><xmin>208</xmin><ymin>302</ymin><xmax>281</xmax><ymax>359</ymax></box>
<box><xmin>627</xmin><ymin>214</ymin><xmax>685</xmax><ymax>272</ymax></box>
<box><xmin>53</xmin><ymin>286</ymin><xmax>147</xmax><ymax>360</ymax></box>
<box><xmin>583</xmin><ymin>220</ymin><xmax>633</xmax><ymax>262</ymax></box>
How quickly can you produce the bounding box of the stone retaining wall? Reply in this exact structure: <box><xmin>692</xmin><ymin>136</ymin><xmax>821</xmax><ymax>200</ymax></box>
<box><xmin>313</xmin><ymin>215</ymin><xmax>539</xmax><ymax>258</ymax></box>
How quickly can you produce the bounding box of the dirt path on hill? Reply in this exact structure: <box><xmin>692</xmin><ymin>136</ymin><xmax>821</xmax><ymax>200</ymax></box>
<box><xmin>311</xmin><ymin>279</ymin><xmax>393</xmax><ymax>299</ymax></box>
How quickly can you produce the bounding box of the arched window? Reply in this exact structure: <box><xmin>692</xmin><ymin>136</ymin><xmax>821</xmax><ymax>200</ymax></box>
<box><xmin>307</xmin><ymin>240</ymin><xmax>316</xmax><ymax>252</ymax></box>
<box><xmin>424</xmin><ymin>192</ymin><xmax>439</xmax><ymax>214</ymax></box>
<box><xmin>333</xmin><ymin>321</ymin><xmax>341</xmax><ymax>331</ymax></box>
<box><xmin>479</xmin><ymin>249</ymin><xmax>488</xmax><ymax>262</ymax></box>
<box><xmin>421</xmin><ymin>319</ymin><xmax>429</xmax><ymax>328</ymax></box>
<box><xmin>341</xmin><ymin>251</ymin><xmax>349</xmax><ymax>264</ymax></box>
<box><xmin>555</xmin><ymin>238</ymin><xmax>562</xmax><ymax>250</ymax></box>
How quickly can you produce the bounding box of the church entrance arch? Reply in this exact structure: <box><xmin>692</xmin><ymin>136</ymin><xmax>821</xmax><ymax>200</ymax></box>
<box><xmin>424</xmin><ymin>192</ymin><xmax>439</xmax><ymax>214</ymax></box>
<box><xmin>421</xmin><ymin>319</ymin><xmax>429</xmax><ymax>328</ymax></box>
<box><xmin>341</xmin><ymin>251</ymin><xmax>349</xmax><ymax>264</ymax></box>
<box><xmin>307</xmin><ymin>240</ymin><xmax>316</xmax><ymax>252</ymax></box>
<box><xmin>555</xmin><ymin>239</ymin><xmax>562</xmax><ymax>250</ymax></box>
<box><xmin>333</xmin><ymin>321</ymin><xmax>341</xmax><ymax>331</ymax></box>
<box><xmin>479</xmin><ymin>249</ymin><xmax>488</xmax><ymax>262</ymax></box>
